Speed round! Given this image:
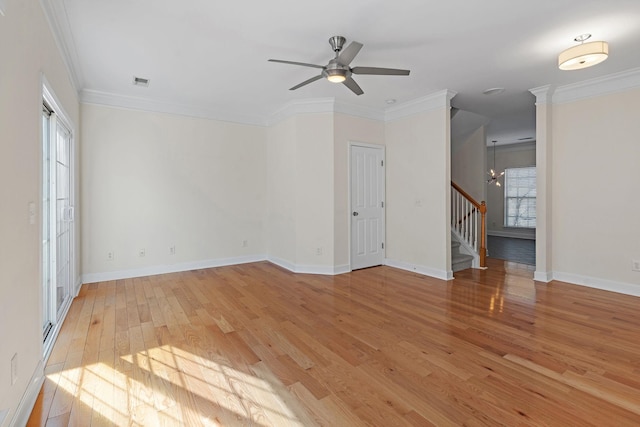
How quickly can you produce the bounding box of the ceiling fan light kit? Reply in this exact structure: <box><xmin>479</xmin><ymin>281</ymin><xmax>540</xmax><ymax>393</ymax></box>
<box><xmin>268</xmin><ymin>36</ymin><xmax>410</xmax><ymax>95</ymax></box>
<box><xmin>558</xmin><ymin>34</ymin><xmax>608</xmax><ymax>71</ymax></box>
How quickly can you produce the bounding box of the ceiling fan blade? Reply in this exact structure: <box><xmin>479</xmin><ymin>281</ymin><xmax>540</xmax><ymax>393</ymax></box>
<box><xmin>289</xmin><ymin>74</ymin><xmax>323</xmax><ymax>91</ymax></box>
<box><xmin>351</xmin><ymin>66</ymin><xmax>410</xmax><ymax>76</ymax></box>
<box><xmin>342</xmin><ymin>77</ymin><xmax>364</xmax><ymax>96</ymax></box>
<box><xmin>337</xmin><ymin>41</ymin><xmax>363</xmax><ymax>65</ymax></box>
<box><xmin>268</xmin><ymin>59</ymin><xmax>325</xmax><ymax>69</ymax></box>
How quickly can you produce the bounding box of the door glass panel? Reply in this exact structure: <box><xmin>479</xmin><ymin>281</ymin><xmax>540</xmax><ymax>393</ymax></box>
<box><xmin>42</xmin><ymin>109</ymin><xmax>52</xmax><ymax>335</ymax></box>
<box><xmin>55</xmin><ymin>124</ymin><xmax>71</xmax><ymax>316</ymax></box>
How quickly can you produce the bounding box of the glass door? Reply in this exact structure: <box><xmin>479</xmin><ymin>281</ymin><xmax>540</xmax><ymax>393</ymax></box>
<box><xmin>42</xmin><ymin>97</ymin><xmax>74</xmax><ymax>352</ymax></box>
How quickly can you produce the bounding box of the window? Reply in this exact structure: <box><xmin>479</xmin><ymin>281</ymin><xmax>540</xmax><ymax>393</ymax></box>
<box><xmin>504</xmin><ymin>166</ymin><xmax>536</xmax><ymax>228</ymax></box>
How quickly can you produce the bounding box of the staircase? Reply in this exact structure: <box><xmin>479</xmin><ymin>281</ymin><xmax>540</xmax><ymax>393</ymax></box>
<box><xmin>451</xmin><ymin>238</ymin><xmax>474</xmax><ymax>272</ymax></box>
<box><xmin>451</xmin><ymin>181</ymin><xmax>487</xmax><ymax>271</ymax></box>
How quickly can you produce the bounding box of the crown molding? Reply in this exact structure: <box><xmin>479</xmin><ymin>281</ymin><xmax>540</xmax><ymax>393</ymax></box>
<box><xmin>267</xmin><ymin>98</ymin><xmax>336</xmax><ymax>126</ymax></box>
<box><xmin>266</xmin><ymin>98</ymin><xmax>384</xmax><ymax>126</ymax></box>
<box><xmin>81</xmin><ymin>89</ymin><xmax>267</xmax><ymax>126</ymax></box>
<box><xmin>39</xmin><ymin>0</ymin><xmax>83</xmax><ymax>91</ymax></box>
<box><xmin>552</xmin><ymin>67</ymin><xmax>640</xmax><ymax>104</ymax></box>
<box><xmin>529</xmin><ymin>84</ymin><xmax>555</xmax><ymax>105</ymax></box>
<box><xmin>334</xmin><ymin>99</ymin><xmax>385</xmax><ymax>122</ymax></box>
<box><xmin>384</xmin><ymin>89</ymin><xmax>457</xmax><ymax>122</ymax></box>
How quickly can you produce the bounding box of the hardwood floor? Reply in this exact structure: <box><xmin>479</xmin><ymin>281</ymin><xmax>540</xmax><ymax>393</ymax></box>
<box><xmin>28</xmin><ymin>259</ymin><xmax>640</xmax><ymax>426</ymax></box>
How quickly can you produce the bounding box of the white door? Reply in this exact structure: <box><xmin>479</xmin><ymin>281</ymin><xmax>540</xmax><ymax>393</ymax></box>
<box><xmin>350</xmin><ymin>144</ymin><xmax>385</xmax><ymax>270</ymax></box>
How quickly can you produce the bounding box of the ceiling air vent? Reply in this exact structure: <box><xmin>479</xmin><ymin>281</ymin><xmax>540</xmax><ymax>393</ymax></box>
<box><xmin>133</xmin><ymin>76</ymin><xmax>150</xmax><ymax>87</ymax></box>
<box><xmin>517</xmin><ymin>137</ymin><xmax>533</xmax><ymax>141</ymax></box>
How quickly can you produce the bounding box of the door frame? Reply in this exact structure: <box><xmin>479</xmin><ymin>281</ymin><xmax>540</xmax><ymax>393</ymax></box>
<box><xmin>348</xmin><ymin>141</ymin><xmax>386</xmax><ymax>271</ymax></box>
<box><xmin>42</xmin><ymin>77</ymin><xmax>76</xmax><ymax>359</ymax></box>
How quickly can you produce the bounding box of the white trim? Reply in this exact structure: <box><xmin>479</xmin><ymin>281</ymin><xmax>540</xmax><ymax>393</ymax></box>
<box><xmin>267</xmin><ymin>256</ymin><xmax>350</xmax><ymax>275</ymax></box>
<box><xmin>267</xmin><ymin>98</ymin><xmax>336</xmax><ymax>126</ymax></box>
<box><xmin>43</xmin><ymin>290</ymin><xmax>73</xmax><ymax>362</ymax></box>
<box><xmin>552</xmin><ymin>271</ymin><xmax>640</xmax><ymax>298</ymax></box>
<box><xmin>39</xmin><ymin>0</ymin><xmax>83</xmax><ymax>91</ymax></box>
<box><xmin>74</xmin><ymin>275</ymin><xmax>82</xmax><ymax>296</ymax></box>
<box><xmin>9</xmin><ymin>360</ymin><xmax>44</xmax><ymax>427</ymax></box>
<box><xmin>348</xmin><ymin>142</ymin><xmax>386</xmax><ymax>271</ymax></box>
<box><xmin>385</xmin><ymin>258</ymin><xmax>453</xmax><ymax>281</ymax></box>
<box><xmin>266</xmin><ymin>97</ymin><xmax>384</xmax><ymax>126</ymax></box>
<box><xmin>552</xmin><ymin>67</ymin><xmax>640</xmax><ymax>104</ymax></box>
<box><xmin>334</xmin><ymin>99</ymin><xmax>385</xmax><ymax>122</ymax></box>
<box><xmin>534</xmin><ymin>271</ymin><xmax>553</xmax><ymax>283</ymax></box>
<box><xmin>81</xmin><ymin>89</ymin><xmax>267</xmax><ymax>127</ymax></box>
<box><xmin>82</xmin><ymin>255</ymin><xmax>267</xmax><ymax>284</ymax></box>
<box><xmin>385</xmin><ymin>89</ymin><xmax>457</xmax><ymax>122</ymax></box>
<box><xmin>529</xmin><ymin>84</ymin><xmax>554</xmax><ymax>105</ymax></box>
<box><xmin>488</xmin><ymin>230</ymin><xmax>536</xmax><ymax>240</ymax></box>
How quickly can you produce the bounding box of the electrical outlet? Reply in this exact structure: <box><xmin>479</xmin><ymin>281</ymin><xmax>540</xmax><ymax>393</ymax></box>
<box><xmin>107</xmin><ymin>251</ymin><xmax>114</xmax><ymax>261</ymax></box>
<box><xmin>316</xmin><ymin>247</ymin><xmax>323</xmax><ymax>256</ymax></box>
<box><xmin>169</xmin><ymin>245</ymin><xmax>175</xmax><ymax>255</ymax></box>
<box><xmin>11</xmin><ymin>353</ymin><xmax>17</xmax><ymax>385</ymax></box>
<box><xmin>632</xmin><ymin>260</ymin><xmax>640</xmax><ymax>272</ymax></box>
<box><xmin>139</xmin><ymin>248</ymin><xmax>146</xmax><ymax>257</ymax></box>
<box><xmin>242</xmin><ymin>240</ymin><xmax>248</xmax><ymax>248</ymax></box>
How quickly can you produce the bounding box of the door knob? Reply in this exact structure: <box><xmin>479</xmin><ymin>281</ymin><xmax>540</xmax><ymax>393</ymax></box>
<box><xmin>352</xmin><ymin>212</ymin><xmax>359</xmax><ymax>216</ymax></box>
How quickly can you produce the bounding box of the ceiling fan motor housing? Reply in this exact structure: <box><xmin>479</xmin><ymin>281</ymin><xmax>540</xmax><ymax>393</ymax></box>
<box><xmin>323</xmin><ymin>59</ymin><xmax>351</xmax><ymax>80</ymax></box>
<box><xmin>329</xmin><ymin>36</ymin><xmax>346</xmax><ymax>53</ymax></box>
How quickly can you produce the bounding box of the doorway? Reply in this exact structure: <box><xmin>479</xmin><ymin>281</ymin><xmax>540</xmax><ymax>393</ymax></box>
<box><xmin>42</xmin><ymin>84</ymin><xmax>75</xmax><ymax>356</ymax></box>
<box><xmin>350</xmin><ymin>143</ymin><xmax>385</xmax><ymax>270</ymax></box>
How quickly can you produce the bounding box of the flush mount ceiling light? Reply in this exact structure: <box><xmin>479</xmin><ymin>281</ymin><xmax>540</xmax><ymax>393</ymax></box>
<box><xmin>483</xmin><ymin>87</ymin><xmax>505</xmax><ymax>95</ymax></box>
<box><xmin>558</xmin><ymin>34</ymin><xmax>608</xmax><ymax>71</ymax></box>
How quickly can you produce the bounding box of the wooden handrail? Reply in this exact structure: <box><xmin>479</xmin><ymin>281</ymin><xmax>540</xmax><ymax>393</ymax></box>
<box><xmin>451</xmin><ymin>181</ymin><xmax>484</xmax><ymax>211</ymax></box>
<box><xmin>451</xmin><ymin>181</ymin><xmax>487</xmax><ymax>268</ymax></box>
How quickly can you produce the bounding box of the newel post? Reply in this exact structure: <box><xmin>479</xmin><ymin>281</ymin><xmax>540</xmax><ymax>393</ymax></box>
<box><xmin>479</xmin><ymin>201</ymin><xmax>487</xmax><ymax>268</ymax></box>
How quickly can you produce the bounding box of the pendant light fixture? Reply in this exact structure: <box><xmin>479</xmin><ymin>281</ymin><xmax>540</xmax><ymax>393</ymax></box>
<box><xmin>558</xmin><ymin>34</ymin><xmax>608</xmax><ymax>71</ymax></box>
<box><xmin>487</xmin><ymin>141</ymin><xmax>504</xmax><ymax>186</ymax></box>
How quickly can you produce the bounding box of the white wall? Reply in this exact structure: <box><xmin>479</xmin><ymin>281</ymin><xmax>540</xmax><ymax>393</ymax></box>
<box><xmin>486</xmin><ymin>142</ymin><xmax>536</xmax><ymax>239</ymax></box>
<box><xmin>266</xmin><ymin>116</ymin><xmax>298</xmax><ymax>265</ymax></box>
<box><xmin>551</xmin><ymin>88</ymin><xmax>640</xmax><ymax>289</ymax></box>
<box><xmin>293</xmin><ymin>114</ymin><xmax>335</xmax><ymax>269</ymax></box>
<box><xmin>81</xmin><ymin>104</ymin><xmax>267</xmax><ymax>280</ymax></box>
<box><xmin>266</xmin><ymin>113</ymin><xmax>336</xmax><ymax>272</ymax></box>
<box><xmin>333</xmin><ymin>113</ymin><xmax>385</xmax><ymax>269</ymax></box>
<box><xmin>385</xmin><ymin>99</ymin><xmax>452</xmax><ymax>279</ymax></box>
<box><xmin>0</xmin><ymin>0</ymin><xmax>80</xmax><ymax>422</ymax></box>
<box><xmin>451</xmin><ymin>125</ymin><xmax>487</xmax><ymax>203</ymax></box>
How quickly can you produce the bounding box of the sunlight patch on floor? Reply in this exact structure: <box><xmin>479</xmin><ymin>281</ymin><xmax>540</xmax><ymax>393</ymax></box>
<box><xmin>47</xmin><ymin>345</ymin><xmax>306</xmax><ymax>426</ymax></box>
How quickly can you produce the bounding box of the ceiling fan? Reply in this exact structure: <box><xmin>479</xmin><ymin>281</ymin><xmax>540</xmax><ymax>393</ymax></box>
<box><xmin>268</xmin><ymin>36</ymin><xmax>410</xmax><ymax>95</ymax></box>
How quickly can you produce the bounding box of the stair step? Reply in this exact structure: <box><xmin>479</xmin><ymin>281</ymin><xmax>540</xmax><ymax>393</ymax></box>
<box><xmin>452</xmin><ymin>252</ymin><xmax>473</xmax><ymax>272</ymax></box>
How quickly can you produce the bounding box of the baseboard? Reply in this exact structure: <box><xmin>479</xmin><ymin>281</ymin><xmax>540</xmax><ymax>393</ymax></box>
<box><xmin>9</xmin><ymin>359</ymin><xmax>44</xmax><ymax>427</ymax></box>
<box><xmin>74</xmin><ymin>275</ymin><xmax>82</xmax><ymax>296</ymax></box>
<box><xmin>267</xmin><ymin>256</ymin><xmax>350</xmax><ymax>275</ymax></box>
<box><xmin>552</xmin><ymin>271</ymin><xmax>640</xmax><ymax>298</ymax></box>
<box><xmin>534</xmin><ymin>271</ymin><xmax>553</xmax><ymax>282</ymax></box>
<box><xmin>82</xmin><ymin>254</ymin><xmax>267</xmax><ymax>284</ymax></box>
<box><xmin>384</xmin><ymin>258</ymin><xmax>453</xmax><ymax>281</ymax></box>
<box><xmin>488</xmin><ymin>230</ymin><xmax>536</xmax><ymax>240</ymax></box>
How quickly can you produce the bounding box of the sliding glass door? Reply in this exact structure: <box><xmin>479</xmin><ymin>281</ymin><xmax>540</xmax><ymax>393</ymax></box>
<box><xmin>42</xmin><ymin>95</ymin><xmax>74</xmax><ymax>352</ymax></box>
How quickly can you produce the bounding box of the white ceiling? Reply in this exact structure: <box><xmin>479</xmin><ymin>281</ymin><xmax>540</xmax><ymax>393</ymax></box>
<box><xmin>44</xmin><ymin>0</ymin><xmax>640</xmax><ymax>143</ymax></box>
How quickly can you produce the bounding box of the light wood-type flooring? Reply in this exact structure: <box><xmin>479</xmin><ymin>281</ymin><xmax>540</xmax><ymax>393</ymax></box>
<box><xmin>28</xmin><ymin>259</ymin><xmax>640</xmax><ymax>426</ymax></box>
